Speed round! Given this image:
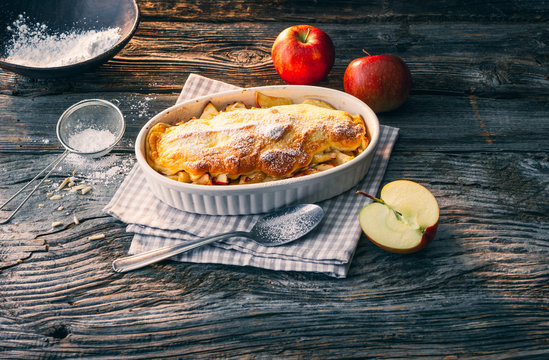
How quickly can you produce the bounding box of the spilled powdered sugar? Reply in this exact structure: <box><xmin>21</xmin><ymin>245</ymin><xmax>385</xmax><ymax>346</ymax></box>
<box><xmin>63</xmin><ymin>153</ymin><xmax>134</xmax><ymax>186</ymax></box>
<box><xmin>2</xmin><ymin>14</ymin><xmax>121</xmax><ymax>67</ymax></box>
<box><xmin>129</xmin><ymin>95</ymin><xmax>156</xmax><ymax>119</ymax></box>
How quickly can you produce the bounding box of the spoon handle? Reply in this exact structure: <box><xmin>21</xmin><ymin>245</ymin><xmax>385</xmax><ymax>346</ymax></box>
<box><xmin>112</xmin><ymin>230</ymin><xmax>249</xmax><ymax>273</ymax></box>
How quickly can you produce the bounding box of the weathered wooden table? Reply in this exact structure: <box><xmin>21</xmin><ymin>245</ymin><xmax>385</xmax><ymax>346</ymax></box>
<box><xmin>1</xmin><ymin>1</ymin><xmax>548</xmax><ymax>358</ymax></box>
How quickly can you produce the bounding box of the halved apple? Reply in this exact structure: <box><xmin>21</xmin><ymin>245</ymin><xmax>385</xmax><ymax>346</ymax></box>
<box><xmin>358</xmin><ymin>180</ymin><xmax>439</xmax><ymax>253</ymax></box>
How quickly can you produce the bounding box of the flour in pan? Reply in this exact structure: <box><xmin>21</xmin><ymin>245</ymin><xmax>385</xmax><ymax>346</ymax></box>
<box><xmin>2</xmin><ymin>15</ymin><xmax>121</xmax><ymax>67</ymax></box>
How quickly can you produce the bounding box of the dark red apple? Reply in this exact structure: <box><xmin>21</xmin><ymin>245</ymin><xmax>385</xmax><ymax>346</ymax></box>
<box><xmin>271</xmin><ymin>25</ymin><xmax>335</xmax><ymax>85</ymax></box>
<box><xmin>344</xmin><ymin>53</ymin><xmax>412</xmax><ymax>113</ymax></box>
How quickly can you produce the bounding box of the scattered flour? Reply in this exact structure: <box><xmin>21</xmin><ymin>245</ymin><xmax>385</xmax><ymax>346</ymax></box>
<box><xmin>3</xmin><ymin>14</ymin><xmax>121</xmax><ymax>67</ymax></box>
<box><xmin>130</xmin><ymin>96</ymin><xmax>155</xmax><ymax>118</ymax></box>
<box><xmin>63</xmin><ymin>153</ymin><xmax>134</xmax><ymax>186</ymax></box>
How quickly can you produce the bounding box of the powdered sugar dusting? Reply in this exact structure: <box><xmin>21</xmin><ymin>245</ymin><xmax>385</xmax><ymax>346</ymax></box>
<box><xmin>332</xmin><ymin>122</ymin><xmax>360</xmax><ymax>138</ymax></box>
<box><xmin>156</xmin><ymin>104</ymin><xmax>361</xmax><ymax>178</ymax></box>
<box><xmin>252</xmin><ymin>204</ymin><xmax>323</xmax><ymax>244</ymax></box>
<box><xmin>67</xmin><ymin>128</ymin><xmax>116</xmax><ymax>153</ymax></box>
<box><xmin>257</xmin><ymin>123</ymin><xmax>289</xmax><ymax>141</ymax></box>
<box><xmin>3</xmin><ymin>15</ymin><xmax>121</xmax><ymax>67</ymax></box>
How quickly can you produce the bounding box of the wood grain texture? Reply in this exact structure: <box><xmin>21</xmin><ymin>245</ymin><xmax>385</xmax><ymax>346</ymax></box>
<box><xmin>135</xmin><ymin>0</ymin><xmax>548</xmax><ymax>23</ymax></box>
<box><xmin>0</xmin><ymin>23</ymin><xmax>547</xmax><ymax>97</ymax></box>
<box><xmin>0</xmin><ymin>152</ymin><xmax>547</xmax><ymax>358</ymax></box>
<box><xmin>1</xmin><ymin>0</ymin><xmax>548</xmax><ymax>358</ymax></box>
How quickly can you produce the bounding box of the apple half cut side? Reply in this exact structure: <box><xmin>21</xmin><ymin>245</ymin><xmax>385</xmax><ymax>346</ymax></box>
<box><xmin>358</xmin><ymin>180</ymin><xmax>439</xmax><ymax>253</ymax></box>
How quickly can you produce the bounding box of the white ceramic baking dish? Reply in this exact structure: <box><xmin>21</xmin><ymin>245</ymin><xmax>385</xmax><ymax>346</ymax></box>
<box><xmin>135</xmin><ymin>85</ymin><xmax>379</xmax><ymax>215</ymax></box>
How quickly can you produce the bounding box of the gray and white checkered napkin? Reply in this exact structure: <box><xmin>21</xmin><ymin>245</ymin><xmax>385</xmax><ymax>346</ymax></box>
<box><xmin>104</xmin><ymin>74</ymin><xmax>399</xmax><ymax>278</ymax></box>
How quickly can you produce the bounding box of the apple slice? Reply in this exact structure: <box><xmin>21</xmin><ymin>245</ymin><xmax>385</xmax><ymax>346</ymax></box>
<box><xmin>224</xmin><ymin>101</ymin><xmax>247</xmax><ymax>111</ymax></box>
<box><xmin>213</xmin><ymin>173</ymin><xmax>229</xmax><ymax>185</ymax></box>
<box><xmin>301</xmin><ymin>98</ymin><xmax>335</xmax><ymax>109</ymax></box>
<box><xmin>358</xmin><ymin>180</ymin><xmax>439</xmax><ymax>253</ymax></box>
<box><xmin>255</xmin><ymin>91</ymin><xmax>293</xmax><ymax>108</ymax></box>
<box><xmin>193</xmin><ymin>174</ymin><xmax>213</xmax><ymax>185</ymax></box>
<box><xmin>199</xmin><ymin>102</ymin><xmax>219</xmax><ymax>120</ymax></box>
<box><xmin>177</xmin><ymin>171</ymin><xmax>191</xmax><ymax>183</ymax></box>
<box><xmin>239</xmin><ymin>172</ymin><xmax>266</xmax><ymax>184</ymax></box>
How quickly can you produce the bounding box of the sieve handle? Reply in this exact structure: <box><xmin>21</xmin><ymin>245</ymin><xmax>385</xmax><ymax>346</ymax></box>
<box><xmin>0</xmin><ymin>151</ymin><xmax>69</xmax><ymax>224</ymax></box>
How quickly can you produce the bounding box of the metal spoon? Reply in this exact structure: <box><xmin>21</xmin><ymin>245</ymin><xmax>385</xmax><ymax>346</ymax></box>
<box><xmin>112</xmin><ymin>204</ymin><xmax>325</xmax><ymax>273</ymax></box>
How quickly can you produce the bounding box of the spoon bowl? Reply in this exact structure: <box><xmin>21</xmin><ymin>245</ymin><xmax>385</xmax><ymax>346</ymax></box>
<box><xmin>250</xmin><ymin>203</ymin><xmax>324</xmax><ymax>246</ymax></box>
<box><xmin>112</xmin><ymin>204</ymin><xmax>325</xmax><ymax>273</ymax></box>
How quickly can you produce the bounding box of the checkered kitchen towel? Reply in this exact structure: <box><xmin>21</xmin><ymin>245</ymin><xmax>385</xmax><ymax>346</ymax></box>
<box><xmin>104</xmin><ymin>74</ymin><xmax>399</xmax><ymax>278</ymax></box>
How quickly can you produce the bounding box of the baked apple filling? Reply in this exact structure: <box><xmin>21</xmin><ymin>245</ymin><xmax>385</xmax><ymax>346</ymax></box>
<box><xmin>146</xmin><ymin>92</ymin><xmax>369</xmax><ymax>185</ymax></box>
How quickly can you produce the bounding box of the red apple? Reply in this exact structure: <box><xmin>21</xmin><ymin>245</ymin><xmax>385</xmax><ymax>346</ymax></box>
<box><xmin>344</xmin><ymin>53</ymin><xmax>412</xmax><ymax>113</ymax></box>
<box><xmin>358</xmin><ymin>180</ymin><xmax>439</xmax><ymax>253</ymax></box>
<box><xmin>271</xmin><ymin>25</ymin><xmax>335</xmax><ymax>85</ymax></box>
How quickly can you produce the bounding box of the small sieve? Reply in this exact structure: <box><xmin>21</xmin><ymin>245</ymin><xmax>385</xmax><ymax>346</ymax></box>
<box><xmin>1</xmin><ymin>99</ymin><xmax>125</xmax><ymax>224</ymax></box>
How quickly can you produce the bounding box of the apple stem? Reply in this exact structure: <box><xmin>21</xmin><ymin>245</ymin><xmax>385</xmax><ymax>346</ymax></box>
<box><xmin>361</xmin><ymin>49</ymin><xmax>372</xmax><ymax>57</ymax></box>
<box><xmin>356</xmin><ymin>190</ymin><xmax>383</xmax><ymax>204</ymax></box>
<box><xmin>356</xmin><ymin>190</ymin><xmax>404</xmax><ymax>218</ymax></box>
<box><xmin>303</xmin><ymin>28</ymin><xmax>311</xmax><ymax>43</ymax></box>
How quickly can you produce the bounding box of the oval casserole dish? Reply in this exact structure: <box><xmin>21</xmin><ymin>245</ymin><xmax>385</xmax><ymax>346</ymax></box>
<box><xmin>135</xmin><ymin>85</ymin><xmax>380</xmax><ymax>215</ymax></box>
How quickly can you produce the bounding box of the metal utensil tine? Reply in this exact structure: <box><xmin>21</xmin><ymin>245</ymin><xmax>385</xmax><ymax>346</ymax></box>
<box><xmin>0</xmin><ymin>151</ymin><xmax>68</xmax><ymax>224</ymax></box>
<box><xmin>0</xmin><ymin>151</ymin><xmax>67</xmax><ymax>209</ymax></box>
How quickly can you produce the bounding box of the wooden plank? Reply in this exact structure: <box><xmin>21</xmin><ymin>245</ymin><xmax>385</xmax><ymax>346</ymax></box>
<box><xmin>1</xmin><ymin>1</ymin><xmax>547</xmax><ymax>357</ymax></box>
<box><xmin>135</xmin><ymin>0</ymin><xmax>548</xmax><ymax>23</ymax></box>
<box><xmin>0</xmin><ymin>23</ymin><xmax>547</xmax><ymax>97</ymax></box>
<box><xmin>0</xmin><ymin>151</ymin><xmax>547</xmax><ymax>357</ymax></box>
<box><xmin>0</xmin><ymin>93</ymin><xmax>547</xmax><ymax>153</ymax></box>
<box><xmin>0</xmin><ymin>92</ymin><xmax>177</xmax><ymax>152</ymax></box>
<box><xmin>2</xmin><ymin>149</ymin><xmax>547</xmax><ymax>267</ymax></box>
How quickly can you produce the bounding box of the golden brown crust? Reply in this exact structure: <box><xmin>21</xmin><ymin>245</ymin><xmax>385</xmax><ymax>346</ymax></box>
<box><xmin>147</xmin><ymin>102</ymin><xmax>366</xmax><ymax>183</ymax></box>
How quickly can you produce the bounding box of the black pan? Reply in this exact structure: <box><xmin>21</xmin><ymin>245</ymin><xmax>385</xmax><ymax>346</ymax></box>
<box><xmin>0</xmin><ymin>0</ymin><xmax>139</xmax><ymax>77</ymax></box>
